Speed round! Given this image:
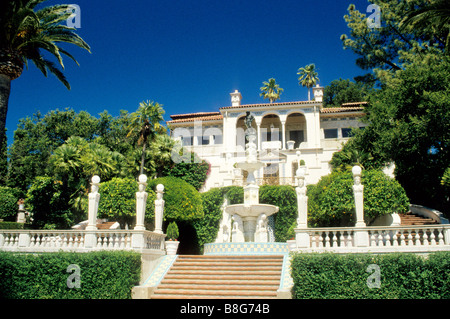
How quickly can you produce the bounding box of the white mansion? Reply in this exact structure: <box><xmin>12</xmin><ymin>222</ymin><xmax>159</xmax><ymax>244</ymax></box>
<box><xmin>167</xmin><ymin>86</ymin><xmax>368</xmax><ymax>191</ymax></box>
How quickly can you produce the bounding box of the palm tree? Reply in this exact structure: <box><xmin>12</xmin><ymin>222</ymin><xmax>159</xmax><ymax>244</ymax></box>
<box><xmin>260</xmin><ymin>78</ymin><xmax>284</xmax><ymax>103</ymax></box>
<box><xmin>127</xmin><ymin>101</ymin><xmax>166</xmax><ymax>175</ymax></box>
<box><xmin>400</xmin><ymin>0</ymin><xmax>450</xmax><ymax>54</ymax></box>
<box><xmin>297</xmin><ymin>64</ymin><xmax>320</xmax><ymax>101</ymax></box>
<box><xmin>0</xmin><ymin>0</ymin><xmax>91</xmax><ymax>159</ymax></box>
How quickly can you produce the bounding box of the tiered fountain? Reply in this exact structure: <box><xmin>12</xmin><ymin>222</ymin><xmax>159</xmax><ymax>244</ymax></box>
<box><xmin>214</xmin><ymin>112</ymin><xmax>279</xmax><ymax>244</ymax></box>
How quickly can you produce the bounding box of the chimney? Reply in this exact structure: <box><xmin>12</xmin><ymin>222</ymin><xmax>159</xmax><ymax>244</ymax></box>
<box><xmin>230</xmin><ymin>90</ymin><xmax>242</xmax><ymax>107</ymax></box>
<box><xmin>313</xmin><ymin>85</ymin><xmax>324</xmax><ymax>103</ymax></box>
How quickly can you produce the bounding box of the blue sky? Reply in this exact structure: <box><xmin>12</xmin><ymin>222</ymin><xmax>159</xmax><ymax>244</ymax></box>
<box><xmin>6</xmin><ymin>0</ymin><xmax>371</xmax><ymax>145</ymax></box>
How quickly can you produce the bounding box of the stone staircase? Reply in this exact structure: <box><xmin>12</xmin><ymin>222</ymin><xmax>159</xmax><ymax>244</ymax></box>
<box><xmin>399</xmin><ymin>212</ymin><xmax>438</xmax><ymax>226</ymax></box>
<box><xmin>150</xmin><ymin>255</ymin><xmax>284</xmax><ymax>299</ymax></box>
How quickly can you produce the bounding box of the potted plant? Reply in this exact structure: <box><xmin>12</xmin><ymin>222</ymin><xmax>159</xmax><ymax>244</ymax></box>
<box><xmin>165</xmin><ymin>221</ymin><xmax>180</xmax><ymax>255</ymax></box>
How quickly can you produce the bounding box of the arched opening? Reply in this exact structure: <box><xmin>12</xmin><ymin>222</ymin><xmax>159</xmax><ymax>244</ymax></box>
<box><xmin>176</xmin><ymin>221</ymin><xmax>201</xmax><ymax>255</ymax></box>
<box><xmin>286</xmin><ymin>112</ymin><xmax>307</xmax><ymax>149</ymax></box>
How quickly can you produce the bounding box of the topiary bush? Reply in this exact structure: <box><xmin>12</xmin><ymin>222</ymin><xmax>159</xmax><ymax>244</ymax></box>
<box><xmin>147</xmin><ymin>176</ymin><xmax>203</xmax><ymax>222</ymax></box>
<box><xmin>98</xmin><ymin>177</ymin><xmax>156</xmax><ymax>229</ymax></box>
<box><xmin>307</xmin><ymin>169</ymin><xmax>410</xmax><ymax>227</ymax></box>
<box><xmin>0</xmin><ymin>251</ymin><xmax>141</xmax><ymax>299</ymax></box>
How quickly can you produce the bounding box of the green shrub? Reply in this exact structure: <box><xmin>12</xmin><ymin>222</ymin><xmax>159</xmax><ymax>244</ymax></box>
<box><xmin>291</xmin><ymin>252</ymin><xmax>450</xmax><ymax>299</ymax></box>
<box><xmin>192</xmin><ymin>188</ymin><xmax>226</xmax><ymax>253</ymax></box>
<box><xmin>26</xmin><ymin>176</ymin><xmax>72</xmax><ymax>229</ymax></box>
<box><xmin>259</xmin><ymin>185</ymin><xmax>297</xmax><ymax>242</ymax></box>
<box><xmin>307</xmin><ymin>169</ymin><xmax>410</xmax><ymax>227</ymax></box>
<box><xmin>0</xmin><ymin>187</ymin><xmax>22</xmax><ymax>221</ymax></box>
<box><xmin>0</xmin><ymin>222</ymin><xmax>24</xmax><ymax>229</ymax></box>
<box><xmin>166</xmin><ymin>221</ymin><xmax>179</xmax><ymax>240</ymax></box>
<box><xmin>0</xmin><ymin>251</ymin><xmax>141</xmax><ymax>299</ymax></box>
<box><xmin>98</xmin><ymin>177</ymin><xmax>156</xmax><ymax>228</ymax></box>
<box><xmin>147</xmin><ymin>176</ymin><xmax>203</xmax><ymax>222</ymax></box>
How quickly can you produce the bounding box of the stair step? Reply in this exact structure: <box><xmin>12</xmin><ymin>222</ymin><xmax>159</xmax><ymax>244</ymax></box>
<box><xmin>152</xmin><ymin>288</ymin><xmax>277</xmax><ymax>297</ymax></box>
<box><xmin>150</xmin><ymin>254</ymin><xmax>284</xmax><ymax>299</ymax></box>
<box><xmin>161</xmin><ymin>278</ymin><xmax>281</xmax><ymax>286</ymax></box>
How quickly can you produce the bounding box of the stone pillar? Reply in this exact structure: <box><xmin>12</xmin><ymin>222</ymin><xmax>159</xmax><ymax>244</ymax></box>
<box><xmin>86</xmin><ymin>175</ymin><xmax>100</xmax><ymax>231</ymax></box>
<box><xmin>154</xmin><ymin>184</ymin><xmax>165</xmax><ymax>234</ymax></box>
<box><xmin>352</xmin><ymin>166</ymin><xmax>366</xmax><ymax>227</ymax></box>
<box><xmin>16</xmin><ymin>198</ymin><xmax>26</xmax><ymax>223</ymax></box>
<box><xmin>135</xmin><ymin>175</ymin><xmax>148</xmax><ymax>231</ymax></box>
<box><xmin>295</xmin><ymin>166</ymin><xmax>310</xmax><ymax>248</ymax></box>
<box><xmin>295</xmin><ymin>166</ymin><xmax>308</xmax><ymax>228</ymax></box>
<box><xmin>85</xmin><ymin>175</ymin><xmax>100</xmax><ymax>248</ymax></box>
<box><xmin>281</xmin><ymin>120</ymin><xmax>286</xmax><ymax>150</ymax></box>
<box><xmin>352</xmin><ymin>165</ymin><xmax>369</xmax><ymax>247</ymax></box>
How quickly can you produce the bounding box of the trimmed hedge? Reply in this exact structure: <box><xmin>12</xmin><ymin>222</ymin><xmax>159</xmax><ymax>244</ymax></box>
<box><xmin>148</xmin><ymin>176</ymin><xmax>203</xmax><ymax>222</ymax></box>
<box><xmin>0</xmin><ymin>251</ymin><xmax>141</xmax><ymax>299</ymax></box>
<box><xmin>291</xmin><ymin>252</ymin><xmax>450</xmax><ymax>299</ymax></box>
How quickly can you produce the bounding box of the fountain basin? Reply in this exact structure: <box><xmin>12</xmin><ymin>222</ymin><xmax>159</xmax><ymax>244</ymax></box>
<box><xmin>226</xmin><ymin>204</ymin><xmax>279</xmax><ymax>242</ymax></box>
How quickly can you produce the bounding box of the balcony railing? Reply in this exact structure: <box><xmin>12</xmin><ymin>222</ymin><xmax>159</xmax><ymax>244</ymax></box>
<box><xmin>0</xmin><ymin>229</ymin><xmax>166</xmax><ymax>253</ymax></box>
<box><xmin>293</xmin><ymin>225</ymin><xmax>450</xmax><ymax>253</ymax></box>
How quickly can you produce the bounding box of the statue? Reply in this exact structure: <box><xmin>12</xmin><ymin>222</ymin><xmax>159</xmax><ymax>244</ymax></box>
<box><xmin>255</xmin><ymin>213</ymin><xmax>269</xmax><ymax>242</ymax></box>
<box><xmin>352</xmin><ymin>166</ymin><xmax>366</xmax><ymax>227</ymax></box>
<box><xmin>215</xmin><ymin>197</ymin><xmax>231</xmax><ymax>243</ymax></box>
<box><xmin>244</xmin><ymin>111</ymin><xmax>255</xmax><ymax>130</ymax></box>
<box><xmin>231</xmin><ymin>214</ymin><xmax>245</xmax><ymax>242</ymax></box>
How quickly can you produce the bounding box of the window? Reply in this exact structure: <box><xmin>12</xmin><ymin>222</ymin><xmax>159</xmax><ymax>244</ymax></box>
<box><xmin>324</xmin><ymin>129</ymin><xmax>338</xmax><ymax>139</ymax></box>
<box><xmin>182</xmin><ymin>136</ymin><xmax>193</xmax><ymax>146</ymax></box>
<box><xmin>342</xmin><ymin>128</ymin><xmax>354</xmax><ymax>138</ymax></box>
<box><xmin>289</xmin><ymin>130</ymin><xmax>304</xmax><ymax>148</ymax></box>
<box><xmin>199</xmin><ymin>136</ymin><xmax>210</xmax><ymax>145</ymax></box>
<box><xmin>213</xmin><ymin>135</ymin><xmax>223</xmax><ymax>145</ymax></box>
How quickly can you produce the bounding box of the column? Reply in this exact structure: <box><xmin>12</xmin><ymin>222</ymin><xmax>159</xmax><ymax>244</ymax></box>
<box><xmin>352</xmin><ymin>166</ymin><xmax>366</xmax><ymax>227</ymax></box>
<box><xmin>352</xmin><ymin>165</ymin><xmax>369</xmax><ymax>247</ymax></box>
<box><xmin>256</xmin><ymin>119</ymin><xmax>262</xmax><ymax>151</ymax></box>
<box><xmin>134</xmin><ymin>174</ymin><xmax>148</xmax><ymax>231</ymax></box>
<box><xmin>295</xmin><ymin>166</ymin><xmax>310</xmax><ymax>248</ymax></box>
<box><xmin>85</xmin><ymin>175</ymin><xmax>100</xmax><ymax>249</ymax></box>
<box><xmin>281</xmin><ymin>120</ymin><xmax>286</xmax><ymax>150</ymax></box>
<box><xmin>154</xmin><ymin>184</ymin><xmax>165</xmax><ymax>234</ymax></box>
<box><xmin>86</xmin><ymin>175</ymin><xmax>100</xmax><ymax>231</ymax></box>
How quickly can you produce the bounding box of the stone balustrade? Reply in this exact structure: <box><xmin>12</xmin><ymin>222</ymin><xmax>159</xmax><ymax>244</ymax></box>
<box><xmin>0</xmin><ymin>229</ymin><xmax>166</xmax><ymax>253</ymax></box>
<box><xmin>293</xmin><ymin>224</ymin><xmax>450</xmax><ymax>253</ymax></box>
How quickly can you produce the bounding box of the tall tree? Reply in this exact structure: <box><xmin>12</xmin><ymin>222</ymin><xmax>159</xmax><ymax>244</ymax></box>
<box><xmin>297</xmin><ymin>64</ymin><xmax>319</xmax><ymax>101</ymax></box>
<box><xmin>0</xmin><ymin>0</ymin><xmax>91</xmax><ymax>167</ymax></box>
<box><xmin>260</xmin><ymin>78</ymin><xmax>284</xmax><ymax>103</ymax></box>
<box><xmin>127</xmin><ymin>101</ymin><xmax>166</xmax><ymax>175</ymax></box>
<box><xmin>401</xmin><ymin>0</ymin><xmax>450</xmax><ymax>54</ymax></box>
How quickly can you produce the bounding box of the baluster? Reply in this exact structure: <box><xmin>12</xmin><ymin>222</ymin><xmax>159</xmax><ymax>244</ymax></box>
<box><xmin>318</xmin><ymin>232</ymin><xmax>323</xmax><ymax>248</ymax></box>
<box><xmin>311</xmin><ymin>232</ymin><xmax>318</xmax><ymax>248</ymax></box>
<box><xmin>400</xmin><ymin>232</ymin><xmax>406</xmax><ymax>246</ymax></box>
<box><xmin>325</xmin><ymin>231</ymin><xmax>331</xmax><ymax>248</ymax></box>
<box><xmin>370</xmin><ymin>231</ymin><xmax>376</xmax><ymax>246</ymax></box>
<box><xmin>438</xmin><ymin>229</ymin><xmax>445</xmax><ymax>245</ymax></box>
<box><xmin>30</xmin><ymin>233</ymin><xmax>36</xmax><ymax>248</ymax></box>
<box><xmin>114</xmin><ymin>233</ymin><xmax>120</xmax><ymax>249</ymax></box>
<box><xmin>430</xmin><ymin>229</ymin><xmax>436</xmax><ymax>246</ymax></box>
<box><xmin>97</xmin><ymin>234</ymin><xmax>103</xmax><ymax>248</ymax></box>
<box><xmin>346</xmin><ymin>231</ymin><xmax>353</xmax><ymax>247</ymax></box>
<box><xmin>384</xmin><ymin>231</ymin><xmax>391</xmax><ymax>247</ymax></box>
<box><xmin>422</xmin><ymin>229</ymin><xmax>429</xmax><ymax>246</ymax></box>
<box><xmin>4</xmin><ymin>234</ymin><xmax>10</xmax><ymax>247</ymax></box>
<box><xmin>332</xmin><ymin>231</ymin><xmax>338</xmax><ymax>247</ymax></box>
<box><xmin>13</xmin><ymin>234</ymin><xmax>19</xmax><ymax>247</ymax></box>
<box><xmin>408</xmin><ymin>231</ymin><xmax>414</xmax><ymax>246</ymax></box>
<box><xmin>392</xmin><ymin>231</ymin><xmax>399</xmax><ymax>247</ymax></box>
<box><xmin>79</xmin><ymin>233</ymin><xmax>84</xmax><ymax>249</ymax></box>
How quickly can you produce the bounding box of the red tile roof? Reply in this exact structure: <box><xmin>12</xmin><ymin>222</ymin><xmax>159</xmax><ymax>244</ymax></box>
<box><xmin>167</xmin><ymin>112</ymin><xmax>223</xmax><ymax>124</ymax></box>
